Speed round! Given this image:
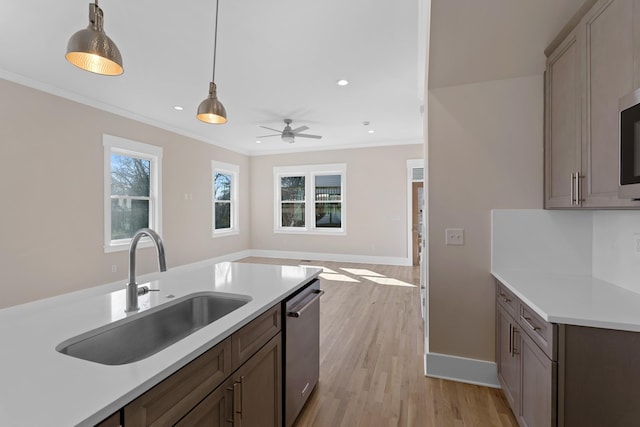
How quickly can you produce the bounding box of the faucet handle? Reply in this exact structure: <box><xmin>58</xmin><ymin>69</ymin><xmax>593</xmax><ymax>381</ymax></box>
<box><xmin>137</xmin><ymin>286</ymin><xmax>160</xmax><ymax>296</ymax></box>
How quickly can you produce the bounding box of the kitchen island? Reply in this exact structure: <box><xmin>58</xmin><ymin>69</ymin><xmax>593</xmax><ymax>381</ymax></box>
<box><xmin>0</xmin><ymin>260</ymin><xmax>321</xmax><ymax>426</ymax></box>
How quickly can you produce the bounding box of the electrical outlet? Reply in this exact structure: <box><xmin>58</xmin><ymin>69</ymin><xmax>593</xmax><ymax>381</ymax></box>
<box><xmin>445</xmin><ymin>228</ymin><xmax>464</xmax><ymax>246</ymax></box>
<box><xmin>111</xmin><ymin>265</ymin><xmax>117</xmax><ymax>273</ymax></box>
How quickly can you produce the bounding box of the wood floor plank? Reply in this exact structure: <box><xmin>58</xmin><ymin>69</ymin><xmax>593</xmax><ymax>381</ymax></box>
<box><xmin>238</xmin><ymin>257</ymin><xmax>518</xmax><ymax>427</ymax></box>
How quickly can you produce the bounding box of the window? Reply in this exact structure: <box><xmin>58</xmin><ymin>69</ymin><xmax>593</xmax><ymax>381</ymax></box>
<box><xmin>274</xmin><ymin>164</ymin><xmax>346</xmax><ymax>234</ymax></box>
<box><xmin>212</xmin><ymin>161</ymin><xmax>239</xmax><ymax>236</ymax></box>
<box><xmin>103</xmin><ymin>135</ymin><xmax>162</xmax><ymax>252</ymax></box>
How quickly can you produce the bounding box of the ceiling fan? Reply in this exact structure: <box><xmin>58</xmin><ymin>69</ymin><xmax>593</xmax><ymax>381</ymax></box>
<box><xmin>258</xmin><ymin>119</ymin><xmax>322</xmax><ymax>144</ymax></box>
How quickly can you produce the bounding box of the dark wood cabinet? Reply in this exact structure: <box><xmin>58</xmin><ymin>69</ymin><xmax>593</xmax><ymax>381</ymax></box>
<box><xmin>124</xmin><ymin>337</ymin><xmax>232</xmax><ymax>426</ymax></box>
<box><xmin>175</xmin><ymin>378</ymin><xmax>233</xmax><ymax>427</ymax></box>
<box><xmin>119</xmin><ymin>304</ymin><xmax>282</xmax><ymax>427</ymax></box>
<box><xmin>96</xmin><ymin>412</ymin><xmax>122</xmax><ymax>427</ymax></box>
<box><xmin>231</xmin><ymin>334</ymin><xmax>282</xmax><ymax>427</ymax></box>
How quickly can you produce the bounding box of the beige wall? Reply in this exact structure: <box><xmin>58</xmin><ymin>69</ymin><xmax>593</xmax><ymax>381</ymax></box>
<box><xmin>0</xmin><ymin>79</ymin><xmax>251</xmax><ymax>308</ymax></box>
<box><xmin>427</xmin><ymin>75</ymin><xmax>543</xmax><ymax>361</ymax></box>
<box><xmin>250</xmin><ymin>145</ymin><xmax>423</xmax><ymax>259</ymax></box>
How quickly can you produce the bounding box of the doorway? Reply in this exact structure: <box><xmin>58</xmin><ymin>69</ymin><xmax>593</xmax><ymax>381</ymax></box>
<box><xmin>406</xmin><ymin>159</ymin><xmax>425</xmax><ymax>267</ymax></box>
<box><xmin>412</xmin><ymin>181</ymin><xmax>424</xmax><ymax>265</ymax></box>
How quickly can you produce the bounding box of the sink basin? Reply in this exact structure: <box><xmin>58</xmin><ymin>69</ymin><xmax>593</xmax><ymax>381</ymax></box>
<box><xmin>56</xmin><ymin>291</ymin><xmax>251</xmax><ymax>365</ymax></box>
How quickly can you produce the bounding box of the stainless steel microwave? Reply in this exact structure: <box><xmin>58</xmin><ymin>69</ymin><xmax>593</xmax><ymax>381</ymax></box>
<box><xmin>619</xmin><ymin>88</ymin><xmax>640</xmax><ymax>199</ymax></box>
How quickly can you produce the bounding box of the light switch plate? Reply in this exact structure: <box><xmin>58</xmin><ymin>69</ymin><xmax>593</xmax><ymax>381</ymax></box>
<box><xmin>445</xmin><ymin>228</ymin><xmax>464</xmax><ymax>245</ymax></box>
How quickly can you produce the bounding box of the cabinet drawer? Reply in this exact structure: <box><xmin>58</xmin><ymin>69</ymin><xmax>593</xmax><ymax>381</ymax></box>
<box><xmin>232</xmin><ymin>304</ymin><xmax>281</xmax><ymax>370</ymax></box>
<box><xmin>124</xmin><ymin>337</ymin><xmax>232</xmax><ymax>427</ymax></box>
<box><xmin>519</xmin><ymin>303</ymin><xmax>557</xmax><ymax>361</ymax></box>
<box><xmin>496</xmin><ymin>280</ymin><xmax>518</xmax><ymax>318</ymax></box>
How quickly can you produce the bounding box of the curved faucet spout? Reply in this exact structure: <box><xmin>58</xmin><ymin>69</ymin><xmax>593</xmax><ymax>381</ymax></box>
<box><xmin>126</xmin><ymin>228</ymin><xmax>167</xmax><ymax>312</ymax></box>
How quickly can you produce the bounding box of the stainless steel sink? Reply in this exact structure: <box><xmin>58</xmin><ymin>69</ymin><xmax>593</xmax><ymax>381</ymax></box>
<box><xmin>56</xmin><ymin>292</ymin><xmax>251</xmax><ymax>365</ymax></box>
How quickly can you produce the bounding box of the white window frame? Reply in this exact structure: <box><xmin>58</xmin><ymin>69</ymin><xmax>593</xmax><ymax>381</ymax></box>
<box><xmin>212</xmin><ymin>160</ymin><xmax>239</xmax><ymax>237</ymax></box>
<box><xmin>103</xmin><ymin>134</ymin><xmax>162</xmax><ymax>253</ymax></box>
<box><xmin>273</xmin><ymin>163</ymin><xmax>346</xmax><ymax>235</ymax></box>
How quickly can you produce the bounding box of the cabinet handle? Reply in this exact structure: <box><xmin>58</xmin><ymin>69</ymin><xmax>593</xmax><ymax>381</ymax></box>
<box><xmin>512</xmin><ymin>327</ymin><xmax>520</xmax><ymax>355</ymax></box>
<box><xmin>232</xmin><ymin>380</ymin><xmax>242</xmax><ymax>426</ymax></box>
<box><xmin>571</xmin><ymin>172</ymin><xmax>584</xmax><ymax>205</ymax></box>
<box><xmin>577</xmin><ymin>173</ymin><xmax>584</xmax><ymax>203</ymax></box>
<box><xmin>570</xmin><ymin>172</ymin><xmax>576</xmax><ymax>205</ymax></box>
<box><xmin>521</xmin><ymin>315</ymin><xmax>541</xmax><ymax>332</ymax></box>
<box><xmin>240</xmin><ymin>376</ymin><xmax>244</xmax><ymax>417</ymax></box>
<box><xmin>508</xmin><ymin>323</ymin><xmax>513</xmax><ymax>356</ymax></box>
<box><xmin>499</xmin><ymin>291</ymin><xmax>511</xmax><ymax>303</ymax></box>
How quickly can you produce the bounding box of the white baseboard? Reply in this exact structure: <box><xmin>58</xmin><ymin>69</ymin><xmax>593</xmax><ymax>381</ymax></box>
<box><xmin>247</xmin><ymin>249</ymin><xmax>412</xmax><ymax>266</ymax></box>
<box><xmin>424</xmin><ymin>352</ymin><xmax>499</xmax><ymax>388</ymax></box>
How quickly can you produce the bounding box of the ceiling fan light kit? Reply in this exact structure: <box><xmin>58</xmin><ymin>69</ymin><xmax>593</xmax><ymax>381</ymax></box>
<box><xmin>65</xmin><ymin>0</ymin><xmax>123</xmax><ymax>76</ymax></box>
<box><xmin>196</xmin><ymin>0</ymin><xmax>227</xmax><ymax>124</ymax></box>
<box><xmin>258</xmin><ymin>119</ymin><xmax>322</xmax><ymax>144</ymax></box>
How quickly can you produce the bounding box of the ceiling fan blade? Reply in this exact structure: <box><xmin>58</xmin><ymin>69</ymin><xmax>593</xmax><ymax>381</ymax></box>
<box><xmin>256</xmin><ymin>134</ymin><xmax>280</xmax><ymax>138</ymax></box>
<box><xmin>291</xmin><ymin>126</ymin><xmax>309</xmax><ymax>134</ymax></box>
<box><xmin>296</xmin><ymin>134</ymin><xmax>322</xmax><ymax>139</ymax></box>
<box><xmin>259</xmin><ymin>126</ymin><xmax>283</xmax><ymax>133</ymax></box>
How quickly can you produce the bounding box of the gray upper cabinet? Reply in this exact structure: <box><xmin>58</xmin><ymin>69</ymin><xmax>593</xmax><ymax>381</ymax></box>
<box><xmin>545</xmin><ymin>0</ymin><xmax>640</xmax><ymax>209</ymax></box>
<box><xmin>545</xmin><ymin>26</ymin><xmax>582</xmax><ymax>208</ymax></box>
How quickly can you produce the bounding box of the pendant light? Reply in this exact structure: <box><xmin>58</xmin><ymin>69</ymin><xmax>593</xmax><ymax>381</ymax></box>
<box><xmin>197</xmin><ymin>0</ymin><xmax>227</xmax><ymax>124</ymax></box>
<box><xmin>65</xmin><ymin>0</ymin><xmax>123</xmax><ymax>76</ymax></box>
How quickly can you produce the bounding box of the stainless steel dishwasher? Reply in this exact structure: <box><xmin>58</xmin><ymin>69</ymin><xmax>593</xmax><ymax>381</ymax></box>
<box><xmin>283</xmin><ymin>278</ymin><xmax>324</xmax><ymax>427</ymax></box>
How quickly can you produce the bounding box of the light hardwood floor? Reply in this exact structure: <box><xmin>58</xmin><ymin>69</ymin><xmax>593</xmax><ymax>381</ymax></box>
<box><xmin>238</xmin><ymin>257</ymin><xmax>518</xmax><ymax>427</ymax></box>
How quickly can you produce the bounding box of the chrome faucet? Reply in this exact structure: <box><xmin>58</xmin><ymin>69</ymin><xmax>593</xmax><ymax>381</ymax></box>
<box><xmin>126</xmin><ymin>228</ymin><xmax>167</xmax><ymax>312</ymax></box>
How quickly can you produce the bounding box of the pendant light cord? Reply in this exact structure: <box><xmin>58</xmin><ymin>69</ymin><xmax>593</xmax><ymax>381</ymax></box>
<box><xmin>211</xmin><ymin>0</ymin><xmax>220</xmax><ymax>82</ymax></box>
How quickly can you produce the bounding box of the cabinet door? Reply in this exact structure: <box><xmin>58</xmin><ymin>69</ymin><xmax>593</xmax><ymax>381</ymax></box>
<box><xmin>175</xmin><ymin>378</ymin><xmax>233</xmax><ymax>427</ymax></box>
<box><xmin>124</xmin><ymin>338</ymin><xmax>232</xmax><ymax>427</ymax></box>
<box><xmin>545</xmin><ymin>25</ymin><xmax>583</xmax><ymax>208</ymax></box>
<box><xmin>496</xmin><ymin>305</ymin><xmax>520</xmax><ymax>415</ymax></box>
<box><xmin>519</xmin><ymin>330</ymin><xmax>557</xmax><ymax>427</ymax></box>
<box><xmin>582</xmin><ymin>0</ymin><xmax>639</xmax><ymax>207</ymax></box>
<box><xmin>232</xmin><ymin>333</ymin><xmax>282</xmax><ymax>427</ymax></box>
<box><xmin>95</xmin><ymin>412</ymin><xmax>121</xmax><ymax>427</ymax></box>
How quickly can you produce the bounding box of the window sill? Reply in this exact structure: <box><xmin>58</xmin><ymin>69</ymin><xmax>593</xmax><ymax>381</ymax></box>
<box><xmin>212</xmin><ymin>229</ymin><xmax>240</xmax><ymax>238</ymax></box>
<box><xmin>273</xmin><ymin>228</ymin><xmax>346</xmax><ymax>236</ymax></box>
<box><xmin>104</xmin><ymin>239</ymin><xmax>155</xmax><ymax>253</ymax></box>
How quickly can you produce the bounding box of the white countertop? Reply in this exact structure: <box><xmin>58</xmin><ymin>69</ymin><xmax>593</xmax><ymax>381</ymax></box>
<box><xmin>0</xmin><ymin>261</ymin><xmax>321</xmax><ymax>427</ymax></box>
<box><xmin>492</xmin><ymin>269</ymin><xmax>640</xmax><ymax>332</ymax></box>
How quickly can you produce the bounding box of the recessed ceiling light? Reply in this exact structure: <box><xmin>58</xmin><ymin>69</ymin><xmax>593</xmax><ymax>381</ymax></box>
<box><xmin>368</xmin><ymin>130</ymin><xmax>375</xmax><ymax>134</ymax></box>
<box><xmin>173</xmin><ymin>106</ymin><xmax>184</xmax><ymax>111</ymax></box>
<box><xmin>256</xmin><ymin>140</ymin><xmax>262</xmax><ymax>144</ymax></box>
<box><xmin>336</xmin><ymin>79</ymin><xmax>349</xmax><ymax>86</ymax></box>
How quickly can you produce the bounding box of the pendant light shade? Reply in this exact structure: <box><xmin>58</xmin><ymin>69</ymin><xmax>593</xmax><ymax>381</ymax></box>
<box><xmin>65</xmin><ymin>2</ymin><xmax>123</xmax><ymax>76</ymax></box>
<box><xmin>197</xmin><ymin>0</ymin><xmax>227</xmax><ymax>124</ymax></box>
<box><xmin>197</xmin><ymin>82</ymin><xmax>227</xmax><ymax>124</ymax></box>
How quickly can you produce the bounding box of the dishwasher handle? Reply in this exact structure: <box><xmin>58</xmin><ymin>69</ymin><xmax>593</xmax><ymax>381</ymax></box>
<box><xmin>287</xmin><ymin>289</ymin><xmax>325</xmax><ymax>318</ymax></box>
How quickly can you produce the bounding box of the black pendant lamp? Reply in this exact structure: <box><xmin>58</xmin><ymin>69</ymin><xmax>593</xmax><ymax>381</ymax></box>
<box><xmin>197</xmin><ymin>0</ymin><xmax>227</xmax><ymax>124</ymax></box>
<box><xmin>65</xmin><ymin>0</ymin><xmax>123</xmax><ymax>76</ymax></box>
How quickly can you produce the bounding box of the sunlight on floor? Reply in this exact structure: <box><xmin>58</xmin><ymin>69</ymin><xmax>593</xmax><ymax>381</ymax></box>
<box><xmin>302</xmin><ymin>265</ymin><xmax>339</xmax><ymax>274</ymax></box>
<box><xmin>365</xmin><ymin>276</ymin><xmax>416</xmax><ymax>288</ymax></box>
<box><xmin>340</xmin><ymin>268</ymin><xmax>384</xmax><ymax>277</ymax></box>
<box><xmin>319</xmin><ymin>273</ymin><xmax>360</xmax><ymax>283</ymax></box>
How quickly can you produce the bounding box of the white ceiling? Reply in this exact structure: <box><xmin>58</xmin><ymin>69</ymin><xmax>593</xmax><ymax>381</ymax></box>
<box><xmin>0</xmin><ymin>0</ymin><xmax>426</xmax><ymax>156</ymax></box>
<box><xmin>428</xmin><ymin>0</ymin><xmax>588</xmax><ymax>89</ymax></box>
